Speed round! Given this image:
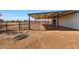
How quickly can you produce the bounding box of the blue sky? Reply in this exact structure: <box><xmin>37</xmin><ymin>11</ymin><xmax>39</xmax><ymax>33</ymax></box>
<box><xmin>0</xmin><ymin>10</ymin><xmax>54</xmax><ymax>21</ymax></box>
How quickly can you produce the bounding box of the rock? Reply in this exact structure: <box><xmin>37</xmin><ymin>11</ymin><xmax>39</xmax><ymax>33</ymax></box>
<box><xmin>11</xmin><ymin>33</ymin><xmax>29</xmax><ymax>40</ymax></box>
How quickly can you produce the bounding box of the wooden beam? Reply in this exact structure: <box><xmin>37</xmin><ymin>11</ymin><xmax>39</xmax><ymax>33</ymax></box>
<box><xmin>28</xmin><ymin>15</ymin><xmax>31</xmax><ymax>30</ymax></box>
<box><xmin>48</xmin><ymin>13</ymin><xmax>56</xmax><ymax>18</ymax></box>
<box><xmin>6</xmin><ymin>21</ymin><xmax>8</xmax><ymax>30</ymax></box>
<box><xmin>35</xmin><ymin>18</ymin><xmax>36</xmax><ymax>29</ymax></box>
<box><xmin>59</xmin><ymin>11</ymin><xmax>76</xmax><ymax>17</ymax></box>
<box><xmin>19</xmin><ymin>21</ymin><xmax>21</xmax><ymax>30</ymax></box>
<box><xmin>45</xmin><ymin>19</ymin><xmax>46</xmax><ymax>24</ymax></box>
<box><xmin>47</xmin><ymin>18</ymin><xmax>49</xmax><ymax>25</ymax></box>
<box><xmin>56</xmin><ymin>12</ymin><xmax>59</xmax><ymax>29</ymax></box>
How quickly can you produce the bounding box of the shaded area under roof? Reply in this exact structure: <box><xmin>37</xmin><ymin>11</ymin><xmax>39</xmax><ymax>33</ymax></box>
<box><xmin>28</xmin><ymin>10</ymin><xmax>77</xmax><ymax>19</ymax></box>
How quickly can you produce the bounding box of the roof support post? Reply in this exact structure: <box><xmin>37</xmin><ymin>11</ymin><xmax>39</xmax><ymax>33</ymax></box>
<box><xmin>28</xmin><ymin>15</ymin><xmax>31</xmax><ymax>30</ymax></box>
<box><xmin>45</xmin><ymin>18</ymin><xmax>46</xmax><ymax>25</ymax></box>
<box><xmin>56</xmin><ymin>12</ymin><xmax>59</xmax><ymax>29</ymax></box>
<box><xmin>34</xmin><ymin>18</ymin><xmax>36</xmax><ymax>24</ymax></box>
<box><xmin>47</xmin><ymin>18</ymin><xmax>50</xmax><ymax>25</ymax></box>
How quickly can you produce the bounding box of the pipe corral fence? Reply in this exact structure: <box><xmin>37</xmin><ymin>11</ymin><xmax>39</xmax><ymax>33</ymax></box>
<box><xmin>0</xmin><ymin>20</ymin><xmax>52</xmax><ymax>31</ymax></box>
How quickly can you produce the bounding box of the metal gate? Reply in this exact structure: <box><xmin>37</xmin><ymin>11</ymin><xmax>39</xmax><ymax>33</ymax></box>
<box><xmin>0</xmin><ymin>21</ymin><xmax>29</xmax><ymax>31</ymax></box>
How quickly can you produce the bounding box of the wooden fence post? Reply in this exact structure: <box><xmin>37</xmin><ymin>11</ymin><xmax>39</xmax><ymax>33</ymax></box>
<box><xmin>6</xmin><ymin>22</ymin><xmax>8</xmax><ymax>30</ymax></box>
<box><xmin>19</xmin><ymin>21</ymin><xmax>21</xmax><ymax>30</ymax></box>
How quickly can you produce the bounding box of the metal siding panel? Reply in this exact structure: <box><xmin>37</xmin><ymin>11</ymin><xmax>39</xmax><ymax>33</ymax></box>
<box><xmin>59</xmin><ymin>13</ymin><xmax>76</xmax><ymax>29</ymax></box>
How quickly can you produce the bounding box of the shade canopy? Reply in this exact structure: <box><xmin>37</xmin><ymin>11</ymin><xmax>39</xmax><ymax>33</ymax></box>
<box><xmin>28</xmin><ymin>10</ymin><xmax>77</xmax><ymax>19</ymax></box>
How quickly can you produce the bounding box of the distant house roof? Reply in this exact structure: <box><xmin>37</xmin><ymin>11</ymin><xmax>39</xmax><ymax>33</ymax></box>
<box><xmin>28</xmin><ymin>10</ymin><xmax>77</xmax><ymax>19</ymax></box>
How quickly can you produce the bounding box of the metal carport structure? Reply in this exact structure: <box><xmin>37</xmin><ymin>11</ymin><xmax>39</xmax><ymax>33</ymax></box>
<box><xmin>28</xmin><ymin>10</ymin><xmax>77</xmax><ymax>30</ymax></box>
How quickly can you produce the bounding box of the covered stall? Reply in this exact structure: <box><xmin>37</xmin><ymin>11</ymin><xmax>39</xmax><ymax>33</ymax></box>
<box><xmin>28</xmin><ymin>10</ymin><xmax>77</xmax><ymax>30</ymax></box>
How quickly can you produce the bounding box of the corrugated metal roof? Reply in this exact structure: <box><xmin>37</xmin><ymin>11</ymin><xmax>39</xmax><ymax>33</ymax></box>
<box><xmin>28</xmin><ymin>10</ymin><xmax>77</xmax><ymax>19</ymax></box>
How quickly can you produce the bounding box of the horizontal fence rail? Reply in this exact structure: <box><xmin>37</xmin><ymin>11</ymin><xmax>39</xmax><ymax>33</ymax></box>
<box><xmin>0</xmin><ymin>21</ymin><xmax>52</xmax><ymax>31</ymax></box>
<box><xmin>0</xmin><ymin>21</ymin><xmax>29</xmax><ymax>31</ymax></box>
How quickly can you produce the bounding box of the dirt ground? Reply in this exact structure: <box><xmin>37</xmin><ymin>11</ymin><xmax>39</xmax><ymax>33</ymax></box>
<box><xmin>0</xmin><ymin>30</ymin><xmax>79</xmax><ymax>49</ymax></box>
<box><xmin>0</xmin><ymin>22</ymin><xmax>79</xmax><ymax>49</ymax></box>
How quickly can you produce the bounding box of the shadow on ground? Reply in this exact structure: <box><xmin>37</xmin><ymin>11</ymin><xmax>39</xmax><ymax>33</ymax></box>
<box><xmin>43</xmin><ymin>24</ymin><xmax>78</xmax><ymax>31</ymax></box>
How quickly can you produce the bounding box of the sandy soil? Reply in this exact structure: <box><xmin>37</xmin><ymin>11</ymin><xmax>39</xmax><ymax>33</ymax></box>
<box><xmin>0</xmin><ymin>30</ymin><xmax>79</xmax><ymax>49</ymax></box>
<box><xmin>0</xmin><ymin>22</ymin><xmax>79</xmax><ymax>49</ymax></box>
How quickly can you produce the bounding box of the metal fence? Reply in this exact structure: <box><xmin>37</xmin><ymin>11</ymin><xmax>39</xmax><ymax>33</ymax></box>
<box><xmin>0</xmin><ymin>21</ymin><xmax>52</xmax><ymax>31</ymax></box>
<box><xmin>0</xmin><ymin>21</ymin><xmax>29</xmax><ymax>31</ymax></box>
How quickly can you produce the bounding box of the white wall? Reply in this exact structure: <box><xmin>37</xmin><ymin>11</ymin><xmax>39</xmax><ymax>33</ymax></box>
<box><xmin>75</xmin><ymin>13</ymin><xmax>79</xmax><ymax>29</ymax></box>
<box><xmin>59</xmin><ymin>12</ymin><xmax>79</xmax><ymax>30</ymax></box>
